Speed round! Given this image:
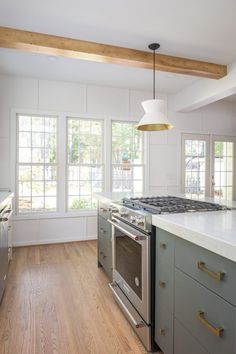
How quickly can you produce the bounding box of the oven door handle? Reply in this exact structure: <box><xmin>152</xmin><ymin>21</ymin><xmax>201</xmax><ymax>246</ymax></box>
<box><xmin>109</xmin><ymin>283</ymin><xmax>145</xmax><ymax>328</ymax></box>
<box><xmin>108</xmin><ymin>219</ymin><xmax>146</xmax><ymax>241</ymax></box>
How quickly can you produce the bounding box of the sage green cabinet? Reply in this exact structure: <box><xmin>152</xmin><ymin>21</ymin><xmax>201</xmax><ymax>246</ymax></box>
<box><xmin>155</xmin><ymin>227</ymin><xmax>236</xmax><ymax>354</ymax></box>
<box><xmin>155</xmin><ymin>228</ymin><xmax>174</xmax><ymax>354</ymax></box>
<box><xmin>97</xmin><ymin>202</ymin><xmax>112</xmax><ymax>279</ymax></box>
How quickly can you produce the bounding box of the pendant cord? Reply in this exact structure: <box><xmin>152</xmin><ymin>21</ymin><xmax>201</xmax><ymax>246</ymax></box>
<box><xmin>153</xmin><ymin>49</ymin><xmax>155</xmax><ymax>100</ymax></box>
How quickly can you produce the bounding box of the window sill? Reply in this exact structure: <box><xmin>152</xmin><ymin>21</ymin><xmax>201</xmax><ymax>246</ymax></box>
<box><xmin>13</xmin><ymin>210</ymin><xmax>97</xmax><ymax>221</ymax></box>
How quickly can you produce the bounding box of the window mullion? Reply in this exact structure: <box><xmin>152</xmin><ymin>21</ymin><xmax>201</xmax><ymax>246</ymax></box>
<box><xmin>58</xmin><ymin>113</ymin><xmax>66</xmax><ymax>213</ymax></box>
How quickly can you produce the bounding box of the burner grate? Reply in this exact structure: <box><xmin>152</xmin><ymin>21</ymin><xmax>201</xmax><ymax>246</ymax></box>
<box><xmin>122</xmin><ymin>196</ymin><xmax>228</xmax><ymax>214</ymax></box>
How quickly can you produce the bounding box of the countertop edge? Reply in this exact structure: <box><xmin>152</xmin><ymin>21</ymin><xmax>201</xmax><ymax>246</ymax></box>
<box><xmin>152</xmin><ymin>215</ymin><xmax>236</xmax><ymax>262</ymax></box>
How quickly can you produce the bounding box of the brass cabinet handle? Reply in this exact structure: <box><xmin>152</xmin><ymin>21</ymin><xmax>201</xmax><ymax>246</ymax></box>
<box><xmin>159</xmin><ymin>281</ymin><xmax>166</xmax><ymax>288</ymax></box>
<box><xmin>197</xmin><ymin>311</ymin><xmax>224</xmax><ymax>337</ymax></box>
<box><xmin>100</xmin><ymin>228</ymin><xmax>106</xmax><ymax>234</ymax></box>
<box><xmin>159</xmin><ymin>328</ymin><xmax>166</xmax><ymax>336</ymax></box>
<box><xmin>159</xmin><ymin>242</ymin><xmax>166</xmax><ymax>249</ymax></box>
<box><xmin>197</xmin><ymin>261</ymin><xmax>225</xmax><ymax>281</ymax></box>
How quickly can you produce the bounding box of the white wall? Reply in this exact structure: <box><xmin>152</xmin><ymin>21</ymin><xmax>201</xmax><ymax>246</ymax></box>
<box><xmin>0</xmin><ymin>74</ymin><xmax>235</xmax><ymax>246</ymax></box>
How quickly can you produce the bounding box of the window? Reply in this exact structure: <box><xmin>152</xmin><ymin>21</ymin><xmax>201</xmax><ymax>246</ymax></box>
<box><xmin>67</xmin><ymin>118</ymin><xmax>103</xmax><ymax>210</ymax></box>
<box><xmin>182</xmin><ymin>133</ymin><xmax>235</xmax><ymax>201</ymax></box>
<box><xmin>182</xmin><ymin>134</ymin><xmax>210</xmax><ymax>199</ymax></box>
<box><xmin>213</xmin><ymin>138</ymin><xmax>234</xmax><ymax>201</ymax></box>
<box><xmin>14</xmin><ymin>112</ymin><xmax>146</xmax><ymax>216</ymax></box>
<box><xmin>112</xmin><ymin>121</ymin><xmax>143</xmax><ymax>193</ymax></box>
<box><xmin>16</xmin><ymin>114</ymin><xmax>57</xmax><ymax>213</ymax></box>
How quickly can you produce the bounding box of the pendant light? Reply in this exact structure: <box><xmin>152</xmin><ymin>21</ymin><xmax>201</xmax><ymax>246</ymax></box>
<box><xmin>137</xmin><ymin>43</ymin><xmax>173</xmax><ymax>131</ymax></box>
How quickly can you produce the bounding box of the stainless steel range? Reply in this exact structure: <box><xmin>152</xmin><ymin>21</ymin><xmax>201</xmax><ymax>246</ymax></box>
<box><xmin>108</xmin><ymin>196</ymin><xmax>229</xmax><ymax>352</ymax></box>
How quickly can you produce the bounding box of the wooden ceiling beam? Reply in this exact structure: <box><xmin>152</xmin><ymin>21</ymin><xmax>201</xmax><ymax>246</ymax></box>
<box><xmin>0</xmin><ymin>26</ymin><xmax>227</xmax><ymax>79</ymax></box>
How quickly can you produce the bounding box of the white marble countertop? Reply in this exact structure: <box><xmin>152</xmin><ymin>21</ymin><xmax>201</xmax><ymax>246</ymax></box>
<box><xmin>94</xmin><ymin>192</ymin><xmax>236</xmax><ymax>262</ymax></box>
<box><xmin>0</xmin><ymin>191</ymin><xmax>14</xmax><ymax>209</ymax></box>
<box><xmin>93</xmin><ymin>191</ymin><xmax>236</xmax><ymax>208</ymax></box>
<box><xmin>152</xmin><ymin>210</ymin><xmax>236</xmax><ymax>262</ymax></box>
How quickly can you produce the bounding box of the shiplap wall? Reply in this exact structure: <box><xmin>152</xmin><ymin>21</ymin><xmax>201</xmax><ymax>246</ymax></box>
<box><xmin>0</xmin><ymin>74</ymin><xmax>235</xmax><ymax>245</ymax></box>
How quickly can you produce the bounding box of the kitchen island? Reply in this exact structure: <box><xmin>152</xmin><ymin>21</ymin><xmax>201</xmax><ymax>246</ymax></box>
<box><xmin>95</xmin><ymin>193</ymin><xmax>236</xmax><ymax>354</ymax></box>
<box><xmin>0</xmin><ymin>191</ymin><xmax>14</xmax><ymax>302</ymax></box>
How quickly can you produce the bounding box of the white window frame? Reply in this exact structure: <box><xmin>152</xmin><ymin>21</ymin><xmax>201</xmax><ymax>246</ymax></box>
<box><xmin>111</xmin><ymin>120</ymin><xmax>145</xmax><ymax>194</ymax></box>
<box><xmin>15</xmin><ymin>112</ymin><xmax>59</xmax><ymax>215</ymax></box>
<box><xmin>181</xmin><ymin>133</ymin><xmax>236</xmax><ymax>200</ymax></box>
<box><xmin>211</xmin><ymin>135</ymin><xmax>236</xmax><ymax>201</ymax></box>
<box><xmin>11</xmin><ymin>109</ymin><xmax>149</xmax><ymax>220</ymax></box>
<box><xmin>181</xmin><ymin>133</ymin><xmax>210</xmax><ymax>197</ymax></box>
<box><xmin>66</xmin><ymin>116</ymin><xmax>104</xmax><ymax>212</ymax></box>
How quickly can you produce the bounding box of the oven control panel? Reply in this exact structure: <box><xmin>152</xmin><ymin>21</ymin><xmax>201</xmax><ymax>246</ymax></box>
<box><xmin>110</xmin><ymin>203</ymin><xmax>152</xmax><ymax>233</ymax></box>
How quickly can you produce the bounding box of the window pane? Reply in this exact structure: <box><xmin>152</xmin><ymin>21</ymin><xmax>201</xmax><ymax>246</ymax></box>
<box><xmin>68</xmin><ymin>166</ymin><xmax>80</xmax><ymax>180</ymax></box>
<box><xmin>32</xmin><ymin>182</ymin><xmax>44</xmax><ymax>196</ymax></box>
<box><xmin>45</xmin><ymin>117</ymin><xmax>57</xmax><ymax>133</ymax></box>
<box><xmin>19</xmin><ymin>116</ymin><xmax>31</xmax><ymax>131</ymax></box>
<box><xmin>32</xmin><ymin>197</ymin><xmax>44</xmax><ymax>210</ymax></box>
<box><xmin>67</xmin><ymin>118</ymin><xmax>103</xmax><ymax>210</ymax></box>
<box><xmin>214</xmin><ymin>141</ymin><xmax>234</xmax><ymax>201</ymax></box>
<box><xmin>19</xmin><ymin>181</ymin><xmax>31</xmax><ymax>197</ymax></box>
<box><xmin>32</xmin><ymin>132</ymin><xmax>44</xmax><ymax>147</ymax></box>
<box><xmin>32</xmin><ymin>166</ymin><xmax>44</xmax><ymax>180</ymax></box>
<box><xmin>16</xmin><ymin>114</ymin><xmax>57</xmax><ymax>213</ymax></box>
<box><xmin>18</xmin><ymin>166</ymin><xmax>31</xmax><ymax>181</ymax></box>
<box><xmin>45</xmin><ymin>181</ymin><xmax>56</xmax><ymax>196</ymax></box>
<box><xmin>112</xmin><ymin>121</ymin><xmax>143</xmax><ymax>193</ymax></box>
<box><xmin>183</xmin><ymin>138</ymin><xmax>206</xmax><ymax>198</ymax></box>
<box><xmin>32</xmin><ymin>117</ymin><xmax>44</xmax><ymax>132</ymax></box>
<box><xmin>19</xmin><ymin>132</ymin><xmax>31</xmax><ymax>147</ymax></box>
<box><xmin>45</xmin><ymin>197</ymin><xmax>57</xmax><ymax>210</ymax></box>
<box><xmin>32</xmin><ymin>148</ymin><xmax>44</xmax><ymax>163</ymax></box>
<box><xmin>19</xmin><ymin>197</ymin><xmax>31</xmax><ymax>211</ymax></box>
<box><xmin>19</xmin><ymin>148</ymin><xmax>31</xmax><ymax>163</ymax></box>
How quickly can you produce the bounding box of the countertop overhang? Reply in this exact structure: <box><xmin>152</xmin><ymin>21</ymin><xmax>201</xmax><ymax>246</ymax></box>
<box><xmin>152</xmin><ymin>210</ymin><xmax>236</xmax><ymax>262</ymax></box>
<box><xmin>94</xmin><ymin>192</ymin><xmax>236</xmax><ymax>262</ymax></box>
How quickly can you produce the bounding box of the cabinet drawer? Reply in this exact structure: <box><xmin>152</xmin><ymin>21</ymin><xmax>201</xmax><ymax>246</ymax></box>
<box><xmin>174</xmin><ymin>319</ymin><xmax>208</xmax><ymax>354</ymax></box>
<box><xmin>98</xmin><ymin>216</ymin><xmax>112</xmax><ymax>279</ymax></box>
<box><xmin>98</xmin><ymin>216</ymin><xmax>111</xmax><ymax>238</ymax></box>
<box><xmin>175</xmin><ymin>237</ymin><xmax>236</xmax><ymax>306</ymax></box>
<box><xmin>175</xmin><ymin>269</ymin><xmax>236</xmax><ymax>354</ymax></box>
<box><xmin>155</xmin><ymin>228</ymin><xmax>174</xmax><ymax>354</ymax></box>
<box><xmin>98</xmin><ymin>202</ymin><xmax>111</xmax><ymax>220</ymax></box>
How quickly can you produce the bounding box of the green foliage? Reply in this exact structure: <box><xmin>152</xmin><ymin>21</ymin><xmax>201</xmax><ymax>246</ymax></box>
<box><xmin>215</xmin><ymin>142</ymin><xmax>224</xmax><ymax>158</ymax></box>
<box><xmin>70</xmin><ymin>198</ymin><xmax>91</xmax><ymax>209</ymax></box>
<box><xmin>112</xmin><ymin>122</ymin><xmax>142</xmax><ymax>163</ymax></box>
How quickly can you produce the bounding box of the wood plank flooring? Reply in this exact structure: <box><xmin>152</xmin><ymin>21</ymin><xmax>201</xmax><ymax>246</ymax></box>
<box><xmin>0</xmin><ymin>241</ymin><xmax>161</xmax><ymax>354</ymax></box>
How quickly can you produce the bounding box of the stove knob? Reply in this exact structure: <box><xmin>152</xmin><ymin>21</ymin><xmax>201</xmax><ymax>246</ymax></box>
<box><xmin>130</xmin><ymin>216</ymin><xmax>136</xmax><ymax>223</ymax></box>
<box><xmin>110</xmin><ymin>207</ymin><xmax>119</xmax><ymax>213</ymax></box>
<box><xmin>120</xmin><ymin>211</ymin><xmax>129</xmax><ymax>217</ymax></box>
<box><xmin>137</xmin><ymin>220</ymin><xmax>144</xmax><ymax>227</ymax></box>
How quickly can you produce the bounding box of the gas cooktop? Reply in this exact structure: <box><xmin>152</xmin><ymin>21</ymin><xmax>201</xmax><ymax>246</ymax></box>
<box><xmin>122</xmin><ymin>196</ymin><xmax>229</xmax><ymax>214</ymax></box>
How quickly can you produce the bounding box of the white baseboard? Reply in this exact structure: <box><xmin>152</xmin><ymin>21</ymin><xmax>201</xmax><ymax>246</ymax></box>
<box><xmin>12</xmin><ymin>235</ymin><xmax>97</xmax><ymax>247</ymax></box>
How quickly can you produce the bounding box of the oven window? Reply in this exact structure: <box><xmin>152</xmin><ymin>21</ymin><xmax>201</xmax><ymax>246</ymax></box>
<box><xmin>115</xmin><ymin>230</ymin><xmax>142</xmax><ymax>299</ymax></box>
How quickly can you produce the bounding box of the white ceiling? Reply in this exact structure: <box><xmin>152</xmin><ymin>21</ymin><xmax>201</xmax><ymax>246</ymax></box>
<box><xmin>1</xmin><ymin>0</ymin><xmax>236</xmax><ymax>64</ymax></box>
<box><xmin>0</xmin><ymin>0</ymin><xmax>236</xmax><ymax>92</ymax></box>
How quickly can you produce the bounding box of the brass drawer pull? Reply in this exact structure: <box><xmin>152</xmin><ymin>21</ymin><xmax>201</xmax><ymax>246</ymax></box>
<box><xmin>160</xmin><ymin>242</ymin><xmax>166</xmax><ymax>249</ymax></box>
<box><xmin>197</xmin><ymin>311</ymin><xmax>224</xmax><ymax>337</ymax></box>
<box><xmin>159</xmin><ymin>281</ymin><xmax>166</xmax><ymax>288</ymax></box>
<box><xmin>100</xmin><ymin>207</ymin><xmax>108</xmax><ymax>212</ymax></box>
<box><xmin>197</xmin><ymin>261</ymin><xmax>225</xmax><ymax>281</ymax></box>
<box><xmin>159</xmin><ymin>328</ymin><xmax>166</xmax><ymax>336</ymax></box>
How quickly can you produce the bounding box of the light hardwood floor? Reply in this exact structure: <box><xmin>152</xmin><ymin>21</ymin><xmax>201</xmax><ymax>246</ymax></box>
<box><xmin>0</xmin><ymin>241</ymin><xmax>162</xmax><ymax>354</ymax></box>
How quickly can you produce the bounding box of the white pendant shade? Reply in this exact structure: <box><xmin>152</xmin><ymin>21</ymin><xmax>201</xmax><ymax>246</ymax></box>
<box><xmin>137</xmin><ymin>99</ymin><xmax>173</xmax><ymax>131</ymax></box>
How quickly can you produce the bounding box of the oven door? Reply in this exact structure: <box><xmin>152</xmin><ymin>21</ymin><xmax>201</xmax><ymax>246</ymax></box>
<box><xmin>109</xmin><ymin>217</ymin><xmax>150</xmax><ymax>324</ymax></box>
